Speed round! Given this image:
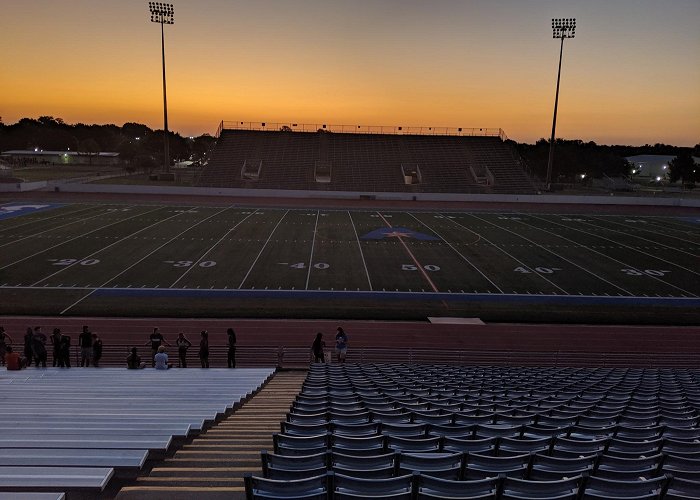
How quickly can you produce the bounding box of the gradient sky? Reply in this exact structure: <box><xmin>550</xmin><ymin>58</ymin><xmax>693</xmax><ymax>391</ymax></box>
<box><xmin>2</xmin><ymin>0</ymin><xmax>699</xmax><ymax>145</ymax></box>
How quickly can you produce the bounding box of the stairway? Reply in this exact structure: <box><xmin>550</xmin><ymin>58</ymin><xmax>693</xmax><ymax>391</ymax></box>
<box><xmin>115</xmin><ymin>370</ymin><xmax>307</xmax><ymax>500</ymax></box>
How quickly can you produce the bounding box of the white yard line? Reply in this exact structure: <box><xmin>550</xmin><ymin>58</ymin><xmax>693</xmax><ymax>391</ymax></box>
<box><xmin>170</xmin><ymin>208</ymin><xmax>257</xmax><ymax>288</ymax></box>
<box><xmin>528</xmin><ymin>214</ymin><xmax>700</xmax><ymax>278</ymax></box>
<box><xmin>347</xmin><ymin>210</ymin><xmax>373</xmax><ymax>291</ymax></box>
<box><xmin>0</xmin><ymin>204</ymin><xmax>97</xmax><ymax>235</ymax></box>
<box><xmin>409</xmin><ymin>213</ymin><xmax>504</xmax><ymax>294</ymax></box>
<box><xmin>304</xmin><ymin>210</ymin><xmax>320</xmax><ymax>290</ymax></box>
<box><xmin>32</xmin><ymin>207</ymin><xmax>195</xmax><ymax>286</ymax></box>
<box><xmin>470</xmin><ymin>213</ymin><xmax>634</xmax><ymax>296</ymax></box>
<box><xmin>447</xmin><ymin>216</ymin><xmax>569</xmax><ymax>295</ymax></box>
<box><xmin>514</xmin><ymin>214</ymin><xmax>697</xmax><ymax>297</ymax></box>
<box><xmin>0</xmin><ymin>206</ymin><xmax>120</xmax><ymax>249</ymax></box>
<box><xmin>0</xmin><ymin>206</ymin><xmax>163</xmax><ymax>272</ymax></box>
<box><xmin>59</xmin><ymin>206</ymin><xmax>230</xmax><ymax>314</ymax></box>
<box><xmin>238</xmin><ymin>210</ymin><xmax>289</xmax><ymax>289</ymax></box>
<box><xmin>588</xmin><ymin>216</ymin><xmax>700</xmax><ymax>256</ymax></box>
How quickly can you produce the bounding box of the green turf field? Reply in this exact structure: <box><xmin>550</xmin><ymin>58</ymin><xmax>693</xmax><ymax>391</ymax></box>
<box><xmin>1</xmin><ymin>202</ymin><xmax>698</xmax><ymax>323</ymax></box>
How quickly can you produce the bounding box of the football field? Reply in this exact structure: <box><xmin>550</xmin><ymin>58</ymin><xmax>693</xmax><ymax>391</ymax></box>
<box><xmin>1</xmin><ymin>202</ymin><xmax>698</xmax><ymax>323</ymax></box>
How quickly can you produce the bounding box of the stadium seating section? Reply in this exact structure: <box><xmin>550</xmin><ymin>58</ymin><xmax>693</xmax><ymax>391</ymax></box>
<box><xmin>245</xmin><ymin>363</ymin><xmax>700</xmax><ymax>499</ymax></box>
<box><xmin>198</xmin><ymin>130</ymin><xmax>536</xmax><ymax>194</ymax></box>
<box><xmin>0</xmin><ymin>368</ymin><xmax>274</xmax><ymax>499</ymax></box>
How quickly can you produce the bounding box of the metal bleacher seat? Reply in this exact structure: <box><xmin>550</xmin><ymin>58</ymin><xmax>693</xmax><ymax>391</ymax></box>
<box><xmin>1</xmin><ymin>367</ymin><xmax>273</xmax><ymax>499</ymax></box>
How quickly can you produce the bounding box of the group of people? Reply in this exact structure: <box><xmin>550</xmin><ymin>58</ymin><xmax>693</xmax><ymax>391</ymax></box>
<box><xmin>0</xmin><ymin>325</ymin><xmax>102</xmax><ymax>370</ymax></box>
<box><xmin>2</xmin><ymin>325</ymin><xmax>237</xmax><ymax>370</ymax></box>
<box><xmin>127</xmin><ymin>327</ymin><xmax>237</xmax><ymax>370</ymax></box>
<box><xmin>312</xmin><ymin>327</ymin><xmax>349</xmax><ymax>364</ymax></box>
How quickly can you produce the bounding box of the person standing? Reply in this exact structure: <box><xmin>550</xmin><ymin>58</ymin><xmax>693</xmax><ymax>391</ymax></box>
<box><xmin>78</xmin><ymin>325</ymin><xmax>93</xmax><ymax>367</ymax></box>
<box><xmin>58</xmin><ymin>334</ymin><xmax>71</xmax><ymax>368</ymax></box>
<box><xmin>175</xmin><ymin>332</ymin><xmax>192</xmax><ymax>368</ymax></box>
<box><xmin>0</xmin><ymin>327</ymin><xmax>13</xmax><ymax>367</ymax></box>
<box><xmin>145</xmin><ymin>328</ymin><xmax>169</xmax><ymax>367</ymax></box>
<box><xmin>32</xmin><ymin>327</ymin><xmax>48</xmax><ymax>368</ymax></box>
<box><xmin>92</xmin><ymin>334</ymin><xmax>103</xmax><ymax>367</ymax></box>
<box><xmin>311</xmin><ymin>332</ymin><xmax>325</xmax><ymax>363</ymax></box>
<box><xmin>23</xmin><ymin>327</ymin><xmax>34</xmax><ymax>367</ymax></box>
<box><xmin>50</xmin><ymin>328</ymin><xmax>62</xmax><ymax>367</ymax></box>
<box><xmin>227</xmin><ymin>328</ymin><xmax>237</xmax><ymax>368</ymax></box>
<box><xmin>335</xmin><ymin>327</ymin><xmax>348</xmax><ymax>364</ymax></box>
<box><xmin>199</xmin><ymin>330</ymin><xmax>210</xmax><ymax>368</ymax></box>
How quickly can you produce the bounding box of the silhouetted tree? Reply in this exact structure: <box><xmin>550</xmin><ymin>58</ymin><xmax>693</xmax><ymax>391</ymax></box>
<box><xmin>668</xmin><ymin>153</ymin><xmax>698</xmax><ymax>188</ymax></box>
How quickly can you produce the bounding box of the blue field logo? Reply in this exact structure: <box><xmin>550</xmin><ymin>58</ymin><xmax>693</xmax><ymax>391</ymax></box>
<box><xmin>0</xmin><ymin>204</ymin><xmax>62</xmax><ymax>220</ymax></box>
<box><xmin>361</xmin><ymin>226</ymin><xmax>439</xmax><ymax>241</ymax></box>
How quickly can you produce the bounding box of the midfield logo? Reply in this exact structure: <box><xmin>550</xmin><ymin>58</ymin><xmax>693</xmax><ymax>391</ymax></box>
<box><xmin>361</xmin><ymin>227</ymin><xmax>439</xmax><ymax>241</ymax></box>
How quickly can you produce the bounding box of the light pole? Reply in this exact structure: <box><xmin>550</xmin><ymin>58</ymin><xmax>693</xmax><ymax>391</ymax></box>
<box><xmin>545</xmin><ymin>18</ymin><xmax>576</xmax><ymax>191</ymax></box>
<box><xmin>148</xmin><ymin>2</ymin><xmax>174</xmax><ymax>175</ymax></box>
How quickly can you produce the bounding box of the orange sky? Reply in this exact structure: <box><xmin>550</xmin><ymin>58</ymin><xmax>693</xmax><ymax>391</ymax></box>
<box><xmin>2</xmin><ymin>0</ymin><xmax>699</xmax><ymax>145</ymax></box>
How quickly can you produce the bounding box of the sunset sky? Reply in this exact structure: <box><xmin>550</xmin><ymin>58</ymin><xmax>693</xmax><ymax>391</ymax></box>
<box><xmin>2</xmin><ymin>0</ymin><xmax>699</xmax><ymax>145</ymax></box>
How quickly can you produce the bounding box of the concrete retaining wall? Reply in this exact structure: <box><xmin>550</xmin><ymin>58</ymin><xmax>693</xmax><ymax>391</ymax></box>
<box><xmin>5</xmin><ymin>180</ymin><xmax>700</xmax><ymax>207</ymax></box>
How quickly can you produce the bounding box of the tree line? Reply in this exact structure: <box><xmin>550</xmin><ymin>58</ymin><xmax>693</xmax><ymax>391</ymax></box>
<box><xmin>512</xmin><ymin>138</ymin><xmax>700</xmax><ymax>187</ymax></box>
<box><xmin>0</xmin><ymin>116</ymin><xmax>216</xmax><ymax>172</ymax></box>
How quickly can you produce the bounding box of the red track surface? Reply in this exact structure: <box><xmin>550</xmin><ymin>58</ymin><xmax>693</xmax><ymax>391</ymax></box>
<box><xmin>2</xmin><ymin>317</ymin><xmax>699</xmax><ymax>355</ymax></box>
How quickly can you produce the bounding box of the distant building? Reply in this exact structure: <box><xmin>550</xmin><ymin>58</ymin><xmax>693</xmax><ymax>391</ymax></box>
<box><xmin>626</xmin><ymin>154</ymin><xmax>700</xmax><ymax>182</ymax></box>
<box><xmin>0</xmin><ymin>150</ymin><xmax>120</xmax><ymax>166</ymax></box>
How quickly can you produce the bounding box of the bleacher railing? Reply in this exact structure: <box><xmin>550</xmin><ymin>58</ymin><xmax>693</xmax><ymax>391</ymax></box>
<box><xmin>217</xmin><ymin>121</ymin><xmax>506</xmax><ymax>141</ymax></box>
<box><xmin>32</xmin><ymin>344</ymin><xmax>700</xmax><ymax>369</ymax></box>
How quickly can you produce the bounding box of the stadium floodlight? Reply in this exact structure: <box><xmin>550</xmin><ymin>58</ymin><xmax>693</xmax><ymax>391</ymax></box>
<box><xmin>148</xmin><ymin>2</ymin><xmax>175</xmax><ymax>174</ymax></box>
<box><xmin>545</xmin><ymin>17</ymin><xmax>576</xmax><ymax>191</ymax></box>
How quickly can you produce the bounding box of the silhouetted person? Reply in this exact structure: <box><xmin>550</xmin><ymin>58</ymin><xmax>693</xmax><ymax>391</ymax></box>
<box><xmin>227</xmin><ymin>328</ymin><xmax>237</xmax><ymax>368</ymax></box>
<box><xmin>32</xmin><ymin>327</ymin><xmax>47</xmax><ymax>368</ymax></box>
<box><xmin>145</xmin><ymin>328</ymin><xmax>169</xmax><ymax>367</ymax></box>
<box><xmin>58</xmin><ymin>335</ymin><xmax>71</xmax><ymax>368</ymax></box>
<box><xmin>127</xmin><ymin>347</ymin><xmax>145</xmax><ymax>369</ymax></box>
<box><xmin>92</xmin><ymin>334</ymin><xmax>103</xmax><ymax>367</ymax></box>
<box><xmin>175</xmin><ymin>332</ymin><xmax>192</xmax><ymax>368</ymax></box>
<box><xmin>0</xmin><ymin>327</ymin><xmax>12</xmax><ymax>367</ymax></box>
<box><xmin>311</xmin><ymin>332</ymin><xmax>325</xmax><ymax>363</ymax></box>
<box><xmin>199</xmin><ymin>330</ymin><xmax>209</xmax><ymax>368</ymax></box>
<box><xmin>23</xmin><ymin>327</ymin><xmax>33</xmax><ymax>367</ymax></box>
<box><xmin>79</xmin><ymin>325</ymin><xmax>92</xmax><ymax>367</ymax></box>
<box><xmin>50</xmin><ymin>328</ymin><xmax>62</xmax><ymax>367</ymax></box>
<box><xmin>335</xmin><ymin>327</ymin><xmax>348</xmax><ymax>364</ymax></box>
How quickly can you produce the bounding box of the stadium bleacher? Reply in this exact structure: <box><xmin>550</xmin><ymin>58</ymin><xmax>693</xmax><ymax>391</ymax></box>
<box><xmin>245</xmin><ymin>363</ymin><xmax>700</xmax><ymax>499</ymax></box>
<box><xmin>0</xmin><ymin>368</ymin><xmax>274</xmax><ymax>499</ymax></box>
<box><xmin>198</xmin><ymin>129</ymin><xmax>537</xmax><ymax>194</ymax></box>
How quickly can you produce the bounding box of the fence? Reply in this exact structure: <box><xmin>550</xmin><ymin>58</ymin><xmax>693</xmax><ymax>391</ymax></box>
<box><xmin>217</xmin><ymin>121</ymin><xmax>506</xmax><ymax>140</ymax></box>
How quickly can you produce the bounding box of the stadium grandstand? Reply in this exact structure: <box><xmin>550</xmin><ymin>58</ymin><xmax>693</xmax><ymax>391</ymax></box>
<box><xmin>196</xmin><ymin>121</ymin><xmax>537</xmax><ymax>194</ymax></box>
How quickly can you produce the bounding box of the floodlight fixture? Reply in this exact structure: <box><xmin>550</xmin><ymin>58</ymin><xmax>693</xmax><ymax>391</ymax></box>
<box><xmin>545</xmin><ymin>17</ymin><xmax>577</xmax><ymax>190</ymax></box>
<box><xmin>148</xmin><ymin>2</ymin><xmax>175</xmax><ymax>174</ymax></box>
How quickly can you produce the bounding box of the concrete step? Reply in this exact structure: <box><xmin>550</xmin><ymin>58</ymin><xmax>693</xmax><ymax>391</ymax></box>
<box><xmin>115</xmin><ymin>370</ymin><xmax>306</xmax><ymax>500</ymax></box>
